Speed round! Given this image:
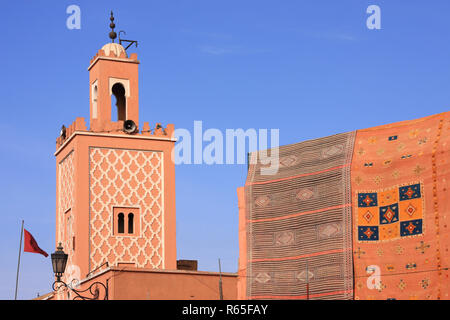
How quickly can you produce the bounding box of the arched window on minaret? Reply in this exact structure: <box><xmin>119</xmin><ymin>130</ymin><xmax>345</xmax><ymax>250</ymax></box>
<box><xmin>112</xmin><ymin>83</ymin><xmax>126</xmax><ymax>121</ymax></box>
<box><xmin>118</xmin><ymin>213</ymin><xmax>125</xmax><ymax>234</ymax></box>
<box><xmin>92</xmin><ymin>82</ymin><xmax>98</xmax><ymax>119</ymax></box>
<box><xmin>113</xmin><ymin>207</ymin><xmax>139</xmax><ymax>236</ymax></box>
<box><xmin>128</xmin><ymin>213</ymin><xmax>134</xmax><ymax>234</ymax></box>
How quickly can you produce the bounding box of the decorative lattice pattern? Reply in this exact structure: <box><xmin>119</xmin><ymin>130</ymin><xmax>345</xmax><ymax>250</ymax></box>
<box><xmin>58</xmin><ymin>151</ymin><xmax>75</xmax><ymax>292</ymax></box>
<box><xmin>58</xmin><ymin>151</ymin><xmax>75</xmax><ymax>244</ymax></box>
<box><xmin>59</xmin><ymin>152</ymin><xmax>75</xmax><ymax>211</ymax></box>
<box><xmin>89</xmin><ymin>147</ymin><xmax>164</xmax><ymax>271</ymax></box>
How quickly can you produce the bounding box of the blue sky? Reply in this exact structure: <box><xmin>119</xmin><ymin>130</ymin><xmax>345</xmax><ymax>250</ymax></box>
<box><xmin>1</xmin><ymin>0</ymin><xmax>449</xmax><ymax>299</ymax></box>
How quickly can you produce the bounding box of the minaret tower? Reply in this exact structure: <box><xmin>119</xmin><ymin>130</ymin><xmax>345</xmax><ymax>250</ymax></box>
<box><xmin>89</xmin><ymin>12</ymin><xmax>140</xmax><ymax>131</ymax></box>
<box><xmin>54</xmin><ymin>12</ymin><xmax>176</xmax><ymax>284</ymax></box>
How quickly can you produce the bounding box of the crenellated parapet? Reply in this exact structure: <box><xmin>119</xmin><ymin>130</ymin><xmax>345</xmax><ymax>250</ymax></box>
<box><xmin>88</xmin><ymin>43</ymin><xmax>139</xmax><ymax>71</ymax></box>
<box><xmin>56</xmin><ymin>118</ymin><xmax>175</xmax><ymax>151</ymax></box>
<box><xmin>56</xmin><ymin>117</ymin><xmax>87</xmax><ymax>149</ymax></box>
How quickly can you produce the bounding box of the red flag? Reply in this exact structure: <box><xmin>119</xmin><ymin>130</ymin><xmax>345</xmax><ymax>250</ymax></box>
<box><xmin>23</xmin><ymin>229</ymin><xmax>48</xmax><ymax>257</ymax></box>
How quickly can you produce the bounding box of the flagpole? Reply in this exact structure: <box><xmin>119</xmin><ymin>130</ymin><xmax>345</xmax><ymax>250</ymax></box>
<box><xmin>218</xmin><ymin>258</ymin><xmax>223</xmax><ymax>300</ymax></box>
<box><xmin>14</xmin><ymin>220</ymin><xmax>24</xmax><ymax>300</ymax></box>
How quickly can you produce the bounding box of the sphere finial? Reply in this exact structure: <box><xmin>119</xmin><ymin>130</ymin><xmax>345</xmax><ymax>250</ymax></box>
<box><xmin>109</xmin><ymin>11</ymin><xmax>117</xmax><ymax>43</ymax></box>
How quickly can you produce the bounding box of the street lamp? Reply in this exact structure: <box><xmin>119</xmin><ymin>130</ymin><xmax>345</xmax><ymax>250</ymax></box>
<box><xmin>51</xmin><ymin>243</ymin><xmax>67</xmax><ymax>282</ymax></box>
<box><xmin>51</xmin><ymin>243</ymin><xmax>108</xmax><ymax>300</ymax></box>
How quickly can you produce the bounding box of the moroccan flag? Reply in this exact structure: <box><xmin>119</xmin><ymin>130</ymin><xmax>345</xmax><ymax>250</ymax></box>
<box><xmin>23</xmin><ymin>229</ymin><xmax>48</xmax><ymax>257</ymax></box>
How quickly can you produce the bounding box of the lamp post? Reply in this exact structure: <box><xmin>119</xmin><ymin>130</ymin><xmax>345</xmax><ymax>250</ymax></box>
<box><xmin>51</xmin><ymin>243</ymin><xmax>108</xmax><ymax>300</ymax></box>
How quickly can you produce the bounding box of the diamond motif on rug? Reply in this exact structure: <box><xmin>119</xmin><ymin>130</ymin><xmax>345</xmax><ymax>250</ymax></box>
<box><xmin>322</xmin><ymin>144</ymin><xmax>344</xmax><ymax>158</ymax></box>
<box><xmin>318</xmin><ymin>222</ymin><xmax>342</xmax><ymax>239</ymax></box>
<box><xmin>296</xmin><ymin>188</ymin><xmax>314</xmax><ymax>201</ymax></box>
<box><xmin>297</xmin><ymin>270</ymin><xmax>314</xmax><ymax>282</ymax></box>
<box><xmin>405</xmin><ymin>203</ymin><xmax>416</xmax><ymax>217</ymax></box>
<box><xmin>279</xmin><ymin>155</ymin><xmax>299</xmax><ymax>168</ymax></box>
<box><xmin>363</xmin><ymin>210</ymin><xmax>373</xmax><ymax>223</ymax></box>
<box><xmin>255</xmin><ymin>195</ymin><xmax>271</xmax><ymax>207</ymax></box>
<box><xmin>275</xmin><ymin>231</ymin><xmax>295</xmax><ymax>246</ymax></box>
<box><xmin>255</xmin><ymin>272</ymin><xmax>271</xmax><ymax>284</ymax></box>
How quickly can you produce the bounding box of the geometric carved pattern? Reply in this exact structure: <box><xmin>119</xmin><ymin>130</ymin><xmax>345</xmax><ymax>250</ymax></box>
<box><xmin>59</xmin><ymin>151</ymin><xmax>75</xmax><ymax>211</ymax></box>
<box><xmin>89</xmin><ymin>147</ymin><xmax>164</xmax><ymax>271</ymax></box>
<box><xmin>58</xmin><ymin>151</ymin><xmax>75</xmax><ymax>291</ymax></box>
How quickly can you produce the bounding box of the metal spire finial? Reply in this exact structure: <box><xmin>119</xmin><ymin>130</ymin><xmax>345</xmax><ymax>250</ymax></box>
<box><xmin>109</xmin><ymin>11</ymin><xmax>117</xmax><ymax>43</ymax></box>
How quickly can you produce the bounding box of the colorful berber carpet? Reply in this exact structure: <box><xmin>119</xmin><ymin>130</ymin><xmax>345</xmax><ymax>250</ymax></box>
<box><xmin>237</xmin><ymin>111</ymin><xmax>450</xmax><ymax>300</ymax></box>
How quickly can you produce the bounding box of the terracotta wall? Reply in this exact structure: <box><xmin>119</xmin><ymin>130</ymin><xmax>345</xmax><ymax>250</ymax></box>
<box><xmin>47</xmin><ymin>268</ymin><xmax>238</xmax><ymax>300</ymax></box>
<box><xmin>110</xmin><ymin>269</ymin><xmax>238</xmax><ymax>300</ymax></box>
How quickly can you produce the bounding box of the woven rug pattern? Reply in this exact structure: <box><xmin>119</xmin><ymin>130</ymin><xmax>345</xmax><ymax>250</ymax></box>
<box><xmin>244</xmin><ymin>132</ymin><xmax>355</xmax><ymax>299</ymax></box>
<box><xmin>351</xmin><ymin>112</ymin><xmax>450</xmax><ymax>300</ymax></box>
